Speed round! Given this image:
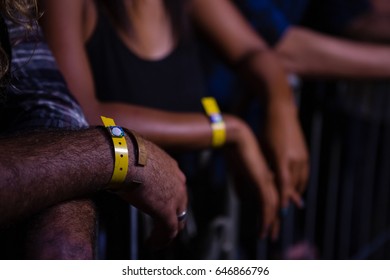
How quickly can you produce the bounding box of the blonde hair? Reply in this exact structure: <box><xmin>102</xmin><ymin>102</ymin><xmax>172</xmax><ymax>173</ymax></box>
<box><xmin>1</xmin><ymin>0</ymin><xmax>38</xmax><ymax>27</ymax></box>
<box><xmin>0</xmin><ymin>0</ymin><xmax>38</xmax><ymax>79</ymax></box>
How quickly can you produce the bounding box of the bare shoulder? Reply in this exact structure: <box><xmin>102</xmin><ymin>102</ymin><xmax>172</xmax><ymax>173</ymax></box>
<box><xmin>39</xmin><ymin>0</ymin><xmax>97</xmax><ymax>43</ymax></box>
<box><xmin>83</xmin><ymin>0</ymin><xmax>98</xmax><ymax>41</ymax></box>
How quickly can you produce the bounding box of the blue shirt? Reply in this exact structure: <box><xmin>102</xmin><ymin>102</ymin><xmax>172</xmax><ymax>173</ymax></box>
<box><xmin>235</xmin><ymin>0</ymin><xmax>309</xmax><ymax>46</ymax></box>
<box><xmin>235</xmin><ymin>0</ymin><xmax>371</xmax><ymax>46</ymax></box>
<box><xmin>202</xmin><ymin>0</ymin><xmax>372</xmax><ymax>110</ymax></box>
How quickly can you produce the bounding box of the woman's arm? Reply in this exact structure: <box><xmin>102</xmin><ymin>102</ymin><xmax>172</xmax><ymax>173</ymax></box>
<box><xmin>38</xmin><ymin>0</ymin><xmax>235</xmax><ymax>150</ymax></box>
<box><xmin>39</xmin><ymin>0</ymin><xmax>281</xmax><ymax>237</ymax></box>
<box><xmin>276</xmin><ymin>26</ymin><xmax>390</xmax><ymax>78</ymax></box>
<box><xmin>191</xmin><ymin>0</ymin><xmax>308</xmax><ymax>208</ymax></box>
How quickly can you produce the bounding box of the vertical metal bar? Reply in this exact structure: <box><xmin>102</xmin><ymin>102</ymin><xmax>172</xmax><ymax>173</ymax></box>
<box><xmin>281</xmin><ymin>205</ymin><xmax>296</xmax><ymax>253</ymax></box>
<box><xmin>304</xmin><ymin>111</ymin><xmax>322</xmax><ymax>244</ymax></box>
<box><xmin>372</xmin><ymin>86</ymin><xmax>390</xmax><ymax>259</ymax></box>
<box><xmin>322</xmin><ymin>135</ymin><xmax>341</xmax><ymax>259</ymax></box>
<box><xmin>355</xmin><ymin>86</ymin><xmax>382</xmax><ymax>258</ymax></box>
<box><xmin>96</xmin><ymin>218</ymin><xmax>107</xmax><ymax>259</ymax></box>
<box><xmin>371</xmin><ymin>141</ymin><xmax>390</xmax><ymax>259</ymax></box>
<box><xmin>129</xmin><ymin>206</ymin><xmax>138</xmax><ymax>260</ymax></box>
<box><xmin>256</xmin><ymin>239</ymin><xmax>268</xmax><ymax>260</ymax></box>
<box><xmin>337</xmin><ymin>116</ymin><xmax>360</xmax><ymax>259</ymax></box>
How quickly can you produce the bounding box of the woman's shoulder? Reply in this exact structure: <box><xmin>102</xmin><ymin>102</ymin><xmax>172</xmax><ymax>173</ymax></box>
<box><xmin>83</xmin><ymin>0</ymin><xmax>99</xmax><ymax>42</ymax></box>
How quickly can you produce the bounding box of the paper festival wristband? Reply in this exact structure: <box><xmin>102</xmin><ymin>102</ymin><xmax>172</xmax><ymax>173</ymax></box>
<box><xmin>101</xmin><ymin>116</ymin><xmax>129</xmax><ymax>188</ymax></box>
<box><xmin>201</xmin><ymin>97</ymin><xmax>226</xmax><ymax>147</ymax></box>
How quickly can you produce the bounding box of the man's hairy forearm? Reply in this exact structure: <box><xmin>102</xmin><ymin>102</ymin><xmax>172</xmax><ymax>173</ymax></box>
<box><xmin>0</xmin><ymin>128</ymin><xmax>119</xmax><ymax>226</ymax></box>
<box><xmin>0</xmin><ymin>126</ymin><xmax>188</xmax><ymax>247</ymax></box>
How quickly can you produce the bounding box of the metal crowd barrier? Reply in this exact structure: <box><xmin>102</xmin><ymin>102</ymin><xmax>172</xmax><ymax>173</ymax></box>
<box><xmin>267</xmin><ymin>79</ymin><xmax>390</xmax><ymax>260</ymax></box>
<box><xmin>98</xmin><ymin>79</ymin><xmax>390</xmax><ymax>260</ymax></box>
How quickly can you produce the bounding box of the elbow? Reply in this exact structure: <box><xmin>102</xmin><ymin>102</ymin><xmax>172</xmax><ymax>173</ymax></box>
<box><xmin>228</xmin><ymin>35</ymin><xmax>270</xmax><ymax>68</ymax></box>
<box><xmin>232</xmin><ymin>47</ymin><xmax>276</xmax><ymax>70</ymax></box>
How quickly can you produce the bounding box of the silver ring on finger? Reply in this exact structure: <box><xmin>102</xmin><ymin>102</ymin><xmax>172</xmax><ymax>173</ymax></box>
<box><xmin>177</xmin><ymin>210</ymin><xmax>187</xmax><ymax>222</ymax></box>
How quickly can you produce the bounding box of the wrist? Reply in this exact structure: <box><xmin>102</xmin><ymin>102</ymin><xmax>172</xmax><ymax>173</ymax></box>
<box><xmin>201</xmin><ymin>97</ymin><xmax>226</xmax><ymax>148</ymax></box>
<box><xmin>95</xmin><ymin>126</ymin><xmax>136</xmax><ymax>190</ymax></box>
<box><xmin>121</xmin><ymin>131</ymin><xmax>142</xmax><ymax>189</ymax></box>
<box><xmin>107</xmin><ymin>130</ymin><xmax>147</xmax><ymax>192</ymax></box>
<box><xmin>100</xmin><ymin>116</ymin><xmax>130</xmax><ymax>189</ymax></box>
<box><xmin>99</xmin><ymin>116</ymin><xmax>150</xmax><ymax>192</ymax></box>
<box><xmin>266</xmin><ymin>101</ymin><xmax>299</xmax><ymax>119</ymax></box>
<box><xmin>224</xmin><ymin>114</ymin><xmax>252</xmax><ymax>146</ymax></box>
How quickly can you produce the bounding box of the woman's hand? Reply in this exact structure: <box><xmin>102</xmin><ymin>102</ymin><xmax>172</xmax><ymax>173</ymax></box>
<box><xmin>263</xmin><ymin>103</ymin><xmax>309</xmax><ymax>211</ymax></box>
<box><xmin>225</xmin><ymin>115</ymin><xmax>280</xmax><ymax>239</ymax></box>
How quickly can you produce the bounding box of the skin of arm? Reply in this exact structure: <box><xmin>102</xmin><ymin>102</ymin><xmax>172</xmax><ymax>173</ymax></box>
<box><xmin>191</xmin><ymin>0</ymin><xmax>309</xmax><ymax>208</ymax></box>
<box><xmin>345</xmin><ymin>0</ymin><xmax>390</xmax><ymax>43</ymax></box>
<box><xmin>0</xmin><ymin>127</ymin><xmax>187</xmax><ymax>247</ymax></box>
<box><xmin>275</xmin><ymin>26</ymin><xmax>390</xmax><ymax>78</ymax></box>
<box><xmin>24</xmin><ymin>199</ymin><xmax>97</xmax><ymax>259</ymax></box>
<box><xmin>39</xmin><ymin>0</ymin><xmax>282</xmax><ymax>237</ymax></box>
<box><xmin>4</xmin><ymin>13</ymin><xmax>98</xmax><ymax>259</ymax></box>
<box><xmin>38</xmin><ymin>0</ymin><xmax>216</xmax><ymax>150</ymax></box>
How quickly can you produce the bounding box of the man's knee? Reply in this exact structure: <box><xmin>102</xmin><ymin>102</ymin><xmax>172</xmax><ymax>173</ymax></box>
<box><xmin>25</xmin><ymin>199</ymin><xmax>97</xmax><ymax>260</ymax></box>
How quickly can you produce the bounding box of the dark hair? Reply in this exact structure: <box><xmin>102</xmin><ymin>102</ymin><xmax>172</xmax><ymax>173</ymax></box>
<box><xmin>96</xmin><ymin>0</ymin><xmax>190</xmax><ymax>39</ymax></box>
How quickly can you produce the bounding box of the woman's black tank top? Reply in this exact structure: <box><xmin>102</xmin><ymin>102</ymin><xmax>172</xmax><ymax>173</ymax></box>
<box><xmin>86</xmin><ymin>6</ymin><xmax>205</xmax><ymax>113</ymax></box>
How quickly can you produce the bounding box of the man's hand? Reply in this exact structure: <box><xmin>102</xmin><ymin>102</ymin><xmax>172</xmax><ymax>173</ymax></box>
<box><xmin>0</xmin><ymin>127</ymin><xmax>187</xmax><ymax>246</ymax></box>
<box><xmin>117</xmin><ymin>138</ymin><xmax>188</xmax><ymax>248</ymax></box>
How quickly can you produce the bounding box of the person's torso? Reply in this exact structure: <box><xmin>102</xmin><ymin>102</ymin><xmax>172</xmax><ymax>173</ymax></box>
<box><xmin>0</xmin><ymin>16</ymin><xmax>88</xmax><ymax>133</ymax></box>
<box><xmin>86</xmin><ymin>5</ymin><xmax>206</xmax><ymax>113</ymax></box>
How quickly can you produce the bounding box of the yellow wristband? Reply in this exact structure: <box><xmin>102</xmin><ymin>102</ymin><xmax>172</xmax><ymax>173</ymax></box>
<box><xmin>201</xmin><ymin>97</ymin><xmax>226</xmax><ymax>147</ymax></box>
<box><xmin>101</xmin><ymin>116</ymin><xmax>129</xmax><ymax>187</ymax></box>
